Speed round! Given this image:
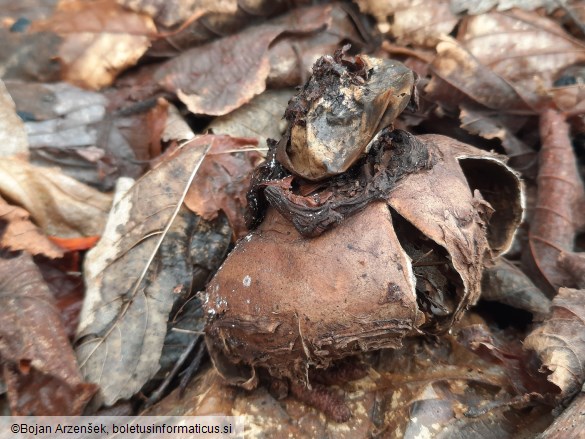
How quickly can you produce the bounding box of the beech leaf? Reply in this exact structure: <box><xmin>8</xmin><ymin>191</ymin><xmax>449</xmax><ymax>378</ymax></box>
<box><xmin>457</xmin><ymin>10</ymin><xmax>585</xmax><ymax>107</ymax></box>
<box><xmin>76</xmin><ymin>139</ymin><xmax>210</xmax><ymax>405</ymax></box>
<box><xmin>0</xmin><ymin>196</ymin><xmax>64</xmax><ymax>258</ymax></box>
<box><xmin>154</xmin><ymin>5</ymin><xmax>336</xmax><ymax>116</ymax></box>
<box><xmin>32</xmin><ymin>0</ymin><xmax>156</xmax><ymax>89</ymax></box>
<box><xmin>208</xmin><ymin>89</ymin><xmax>293</xmax><ymax>149</ymax></box>
<box><xmin>0</xmin><ymin>253</ymin><xmax>97</xmax><ymax>415</ymax></box>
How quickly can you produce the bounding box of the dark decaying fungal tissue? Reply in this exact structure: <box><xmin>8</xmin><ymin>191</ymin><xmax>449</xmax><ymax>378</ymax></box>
<box><xmin>203</xmin><ymin>49</ymin><xmax>524</xmax><ymax>421</ymax></box>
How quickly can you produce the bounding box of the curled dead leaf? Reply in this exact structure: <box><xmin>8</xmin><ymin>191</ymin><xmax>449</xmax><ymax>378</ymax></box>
<box><xmin>524</xmin><ymin>287</ymin><xmax>585</xmax><ymax>401</ymax></box>
<box><xmin>33</xmin><ymin>0</ymin><xmax>157</xmax><ymax>89</ymax></box>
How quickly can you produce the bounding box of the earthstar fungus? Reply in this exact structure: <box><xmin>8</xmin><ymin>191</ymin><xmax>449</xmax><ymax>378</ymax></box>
<box><xmin>204</xmin><ymin>51</ymin><xmax>524</xmax><ymax>400</ymax></box>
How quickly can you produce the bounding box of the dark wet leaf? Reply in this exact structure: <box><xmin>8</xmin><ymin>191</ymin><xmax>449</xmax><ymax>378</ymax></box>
<box><xmin>0</xmin><ymin>253</ymin><xmax>97</xmax><ymax>415</ymax></box>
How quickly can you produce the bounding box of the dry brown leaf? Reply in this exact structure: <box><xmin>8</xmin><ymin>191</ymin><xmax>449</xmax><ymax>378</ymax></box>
<box><xmin>354</xmin><ymin>0</ymin><xmax>458</xmax><ymax>46</ymax></box>
<box><xmin>523</xmin><ymin>110</ymin><xmax>585</xmax><ymax>293</ymax></box>
<box><xmin>208</xmin><ymin>89</ymin><xmax>293</xmax><ymax>149</ymax></box>
<box><xmin>32</xmin><ymin>0</ymin><xmax>156</xmax><ymax>89</ymax></box>
<box><xmin>457</xmin><ymin>9</ymin><xmax>585</xmax><ymax>107</ymax></box>
<box><xmin>184</xmin><ymin>135</ymin><xmax>262</xmax><ymax>238</ymax></box>
<box><xmin>0</xmin><ymin>253</ymin><xmax>97</xmax><ymax>415</ymax></box>
<box><xmin>154</xmin><ymin>25</ymin><xmax>282</xmax><ymax>116</ymax></box>
<box><xmin>118</xmin><ymin>0</ymin><xmax>238</xmax><ymax>27</ymax></box>
<box><xmin>524</xmin><ymin>287</ymin><xmax>585</xmax><ymax>400</ymax></box>
<box><xmin>0</xmin><ymin>79</ymin><xmax>28</xmax><ymax>157</ymax></box>
<box><xmin>0</xmin><ymin>195</ymin><xmax>64</xmax><ymax>258</ymax></box>
<box><xmin>0</xmin><ymin>157</ymin><xmax>112</xmax><ymax>238</ymax></box>
<box><xmin>154</xmin><ymin>5</ymin><xmax>336</xmax><ymax>116</ymax></box>
<box><xmin>76</xmin><ymin>140</ymin><xmax>210</xmax><ymax>405</ymax></box>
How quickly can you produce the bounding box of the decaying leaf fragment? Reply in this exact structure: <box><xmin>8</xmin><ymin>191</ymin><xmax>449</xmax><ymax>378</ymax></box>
<box><xmin>524</xmin><ymin>287</ymin><xmax>585</xmax><ymax>401</ymax></box>
<box><xmin>183</xmin><ymin>135</ymin><xmax>263</xmax><ymax>238</ymax></box>
<box><xmin>204</xmin><ymin>51</ymin><xmax>524</xmax><ymax>401</ymax></box>
<box><xmin>76</xmin><ymin>139</ymin><xmax>210</xmax><ymax>405</ymax></box>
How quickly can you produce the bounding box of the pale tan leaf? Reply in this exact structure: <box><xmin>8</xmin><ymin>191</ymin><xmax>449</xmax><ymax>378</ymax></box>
<box><xmin>208</xmin><ymin>89</ymin><xmax>293</xmax><ymax>150</ymax></box>
<box><xmin>0</xmin><ymin>79</ymin><xmax>28</xmax><ymax>157</ymax></box>
<box><xmin>33</xmin><ymin>0</ymin><xmax>156</xmax><ymax>89</ymax></box>
<box><xmin>0</xmin><ymin>157</ymin><xmax>112</xmax><ymax>238</ymax></box>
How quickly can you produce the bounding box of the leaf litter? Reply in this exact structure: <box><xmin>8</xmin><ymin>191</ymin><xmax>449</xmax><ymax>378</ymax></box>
<box><xmin>1</xmin><ymin>0</ymin><xmax>585</xmax><ymax>434</ymax></box>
